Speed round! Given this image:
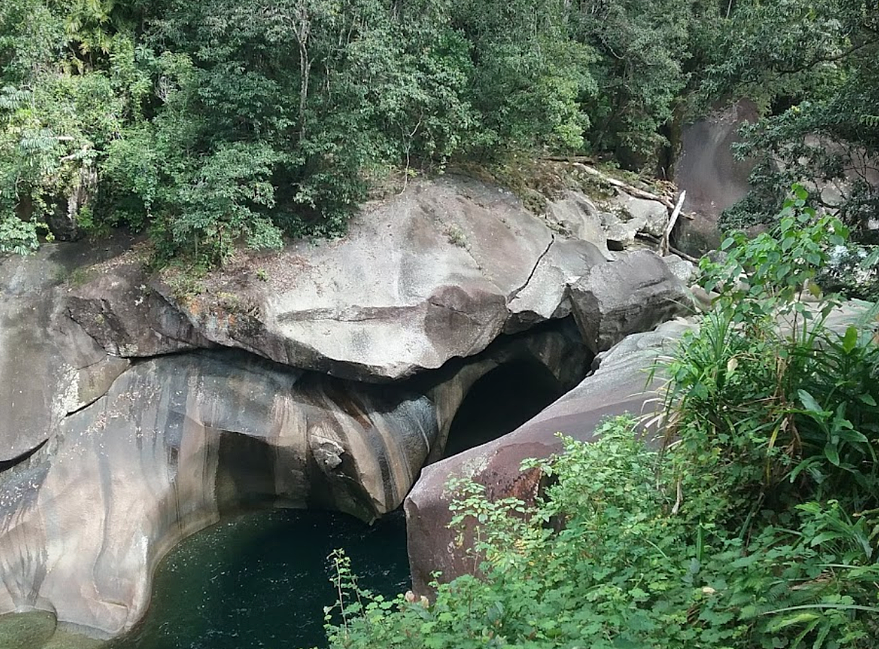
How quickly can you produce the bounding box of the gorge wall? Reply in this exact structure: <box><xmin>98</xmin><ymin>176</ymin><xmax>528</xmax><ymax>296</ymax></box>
<box><xmin>0</xmin><ymin>175</ymin><xmax>692</xmax><ymax>645</ymax></box>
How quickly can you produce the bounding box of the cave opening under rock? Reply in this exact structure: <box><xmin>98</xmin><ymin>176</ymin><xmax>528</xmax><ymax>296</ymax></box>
<box><xmin>442</xmin><ymin>359</ymin><xmax>567</xmax><ymax>459</ymax></box>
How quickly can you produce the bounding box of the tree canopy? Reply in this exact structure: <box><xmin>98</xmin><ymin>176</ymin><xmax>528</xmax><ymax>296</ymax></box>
<box><xmin>0</xmin><ymin>0</ymin><xmax>876</xmax><ymax>262</ymax></box>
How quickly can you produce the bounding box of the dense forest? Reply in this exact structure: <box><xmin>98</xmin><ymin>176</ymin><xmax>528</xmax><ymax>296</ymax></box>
<box><xmin>0</xmin><ymin>0</ymin><xmax>877</xmax><ymax>264</ymax></box>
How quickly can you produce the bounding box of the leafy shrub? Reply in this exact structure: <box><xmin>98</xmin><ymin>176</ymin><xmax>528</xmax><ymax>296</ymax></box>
<box><xmin>0</xmin><ymin>213</ymin><xmax>41</xmax><ymax>254</ymax></box>
<box><xmin>323</xmin><ymin>419</ymin><xmax>879</xmax><ymax>649</ymax></box>
<box><xmin>665</xmin><ymin>186</ymin><xmax>879</xmax><ymax>513</ymax></box>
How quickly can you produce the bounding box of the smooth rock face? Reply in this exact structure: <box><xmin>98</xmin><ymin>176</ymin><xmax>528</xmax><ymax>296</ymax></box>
<box><xmin>0</xmin><ymin>351</ymin><xmax>433</xmax><ymax>638</ymax></box>
<box><xmin>0</xmin><ymin>243</ymin><xmax>130</xmax><ymax>464</ymax></box>
<box><xmin>0</xmin><ymin>327</ymin><xmax>585</xmax><ymax>641</ymax></box>
<box><xmin>569</xmin><ymin>251</ymin><xmax>691</xmax><ymax>353</ymax></box>
<box><xmin>0</xmin><ymin>354</ymin><xmax>437</xmax><ymax>636</ymax></box>
<box><xmin>154</xmin><ymin>177</ymin><xmax>602</xmax><ymax>382</ymax></box>
<box><xmin>405</xmin><ymin>320</ymin><xmax>696</xmax><ymax>595</ymax></box>
<box><xmin>66</xmin><ymin>178</ymin><xmax>682</xmax><ymax>384</ymax></box>
<box><xmin>674</xmin><ymin>100</ymin><xmax>759</xmax><ymax>255</ymax></box>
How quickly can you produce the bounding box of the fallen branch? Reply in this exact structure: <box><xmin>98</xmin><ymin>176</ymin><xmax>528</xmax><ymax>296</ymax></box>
<box><xmin>572</xmin><ymin>162</ymin><xmax>676</xmax><ymax>210</ymax></box>
<box><xmin>540</xmin><ymin>155</ymin><xmax>597</xmax><ymax>164</ymax></box>
<box><xmin>635</xmin><ymin>232</ymin><xmax>700</xmax><ymax>263</ymax></box>
<box><xmin>661</xmin><ymin>191</ymin><xmax>687</xmax><ymax>256</ymax></box>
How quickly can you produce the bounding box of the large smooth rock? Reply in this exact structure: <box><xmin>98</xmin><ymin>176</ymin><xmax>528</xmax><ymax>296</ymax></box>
<box><xmin>404</xmin><ymin>319</ymin><xmax>696</xmax><ymax>595</ymax></box>
<box><xmin>62</xmin><ymin>178</ymin><xmax>687</xmax><ymax>384</ymax></box>
<box><xmin>0</xmin><ymin>351</ymin><xmax>435</xmax><ymax>639</ymax></box>
<box><xmin>0</xmin><ymin>243</ymin><xmax>131</xmax><ymax>465</ymax></box>
<box><xmin>569</xmin><ymin>250</ymin><xmax>691</xmax><ymax>353</ymax></box>
<box><xmin>157</xmin><ymin>177</ymin><xmax>604</xmax><ymax>382</ymax></box>
<box><xmin>674</xmin><ymin>100</ymin><xmax>759</xmax><ymax>255</ymax></box>
<box><xmin>66</xmin><ymin>178</ymin><xmax>619</xmax><ymax>383</ymax></box>
<box><xmin>0</xmin><ymin>326</ymin><xmax>586</xmax><ymax>642</ymax></box>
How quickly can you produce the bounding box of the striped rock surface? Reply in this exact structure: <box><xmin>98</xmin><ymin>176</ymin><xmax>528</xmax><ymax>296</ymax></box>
<box><xmin>0</xmin><ymin>327</ymin><xmax>587</xmax><ymax>642</ymax></box>
<box><xmin>0</xmin><ymin>240</ymin><xmax>133</xmax><ymax>466</ymax></box>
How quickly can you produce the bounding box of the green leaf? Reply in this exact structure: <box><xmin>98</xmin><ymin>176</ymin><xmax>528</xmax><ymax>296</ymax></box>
<box><xmin>841</xmin><ymin>326</ymin><xmax>858</xmax><ymax>354</ymax></box>
<box><xmin>798</xmin><ymin>390</ymin><xmax>827</xmax><ymax>415</ymax></box>
<box><xmin>824</xmin><ymin>443</ymin><xmax>840</xmax><ymax>467</ymax></box>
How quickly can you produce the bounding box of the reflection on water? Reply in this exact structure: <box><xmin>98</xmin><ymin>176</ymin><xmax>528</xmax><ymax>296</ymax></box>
<box><xmin>108</xmin><ymin>509</ymin><xmax>409</xmax><ymax>649</ymax></box>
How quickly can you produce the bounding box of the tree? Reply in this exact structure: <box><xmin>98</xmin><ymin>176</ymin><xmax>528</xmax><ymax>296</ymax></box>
<box><xmin>697</xmin><ymin>0</ymin><xmax>879</xmax><ymax>239</ymax></box>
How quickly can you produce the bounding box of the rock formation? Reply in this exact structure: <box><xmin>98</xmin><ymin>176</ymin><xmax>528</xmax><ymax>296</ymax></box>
<box><xmin>66</xmin><ymin>177</ymin><xmax>687</xmax><ymax>383</ymax></box>
<box><xmin>0</xmin><ymin>175</ymin><xmax>689</xmax><ymax>644</ymax></box>
<box><xmin>674</xmin><ymin>100</ymin><xmax>759</xmax><ymax>255</ymax></box>
<box><xmin>0</xmin><ymin>240</ymin><xmax>132</xmax><ymax>466</ymax></box>
<box><xmin>404</xmin><ymin>320</ymin><xmax>696</xmax><ymax>595</ymax></box>
<box><xmin>0</xmin><ymin>329</ymin><xmax>584</xmax><ymax>639</ymax></box>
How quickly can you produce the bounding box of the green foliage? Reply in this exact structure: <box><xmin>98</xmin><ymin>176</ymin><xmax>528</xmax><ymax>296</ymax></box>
<box><xmin>324</xmin><ymin>421</ymin><xmax>879</xmax><ymax>649</ymax></box>
<box><xmin>0</xmin><ymin>213</ymin><xmax>41</xmax><ymax>254</ymax></box>
<box><xmin>322</xmin><ymin>186</ymin><xmax>879</xmax><ymax>649</ymax></box>
<box><xmin>157</xmin><ymin>141</ymin><xmax>285</xmax><ymax>264</ymax></box>
<box><xmin>0</xmin><ymin>0</ymin><xmax>710</xmax><ymax>262</ymax></box>
<box><xmin>573</xmin><ymin>0</ymin><xmax>693</xmax><ymax>165</ymax></box>
<box><xmin>817</xmin><ymin>245</ymin><xmax>879</xmax><ymax>302</ymax></box>
<box><xmin>670</xmin><ymin>187</ymin><xmax>879</xmax><ymax>508</ymax></box>
<box><xmin>1</xmin><ymin>0</ymin><xmax>875</xmax><ymax>262</ymax></box>
<box><xmin>698</xmin><ymin>0</ymin><xmax>879</xmax><ymax>239</ymax></box>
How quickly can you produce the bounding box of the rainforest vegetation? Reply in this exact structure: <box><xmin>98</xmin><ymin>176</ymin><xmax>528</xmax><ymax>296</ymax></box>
<box><xmin>0</xmin><ymin>0</ymin><xmax>877</xmax><ymax>263</ymax></box>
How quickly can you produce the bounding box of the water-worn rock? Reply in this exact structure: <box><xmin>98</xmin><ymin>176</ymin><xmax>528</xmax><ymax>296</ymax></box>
<box><xmin>405</xmin><ymin>320</ymin><xmax>696</xmax><ymax>595</ymax></box>
<box><xmin>569</xmin><ymin>251</ymin><xmax>691</xmax><ymax>353</ymax></box>
<box><xmin>157</xmin><ymin>177</ymin><xmax>604</xmax><ymax>382</ymax></box>
<box><xmin>64</xmin><ymin>177</ymin><xmax>682</xmax><ymax>384</ymax></box>
<box><xmin>0</xmin><ymin>326</ymin><xmax>585</xmax><ymax>642</ymax></box>
<box><xmin>0</xmin><ymin>351</ymin><xmax>435</xmax><ymax>639</ymax></box>
<box><xmin>0</xmin><ymin>243</ymin><xmax>131</xmax><ymax>465</ymax></box>
<box><xmin>60</xmin><ymin>178</ymin><xmax>606</xmax><ymax>383</ymax></box>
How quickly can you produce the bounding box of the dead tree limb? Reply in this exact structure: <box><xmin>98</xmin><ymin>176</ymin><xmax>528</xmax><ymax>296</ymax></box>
<box><xmin>661</xmin><ymin>191</ymin><xmax>687</xmax><ymax>256</ymax></box>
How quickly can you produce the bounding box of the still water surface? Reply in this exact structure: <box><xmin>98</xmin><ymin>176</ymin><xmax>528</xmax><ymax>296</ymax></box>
<box><xmin>108</xmin><ymin>508</ymin><xmax>409</xmax><ymax>649</ymax></box>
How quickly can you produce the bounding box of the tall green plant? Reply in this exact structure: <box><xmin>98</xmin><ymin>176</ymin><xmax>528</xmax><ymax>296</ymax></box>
<box><xmin>662</xmin><ymin>185</ymin><xmax>879</xmax><ymax>517</ymax></box>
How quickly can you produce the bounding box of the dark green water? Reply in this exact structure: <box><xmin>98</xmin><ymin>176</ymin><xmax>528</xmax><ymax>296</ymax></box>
<box><xmin>108</xmin><ymin>509</ymin><xmax>409</xmax><ymax>649</ymax></box>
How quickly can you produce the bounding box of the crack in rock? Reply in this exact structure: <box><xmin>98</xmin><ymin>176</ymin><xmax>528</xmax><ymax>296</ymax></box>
<box><xmin>507</xmin><ymin>234</ymin><xmax>556</xmax><ymax>304</ymax></box>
